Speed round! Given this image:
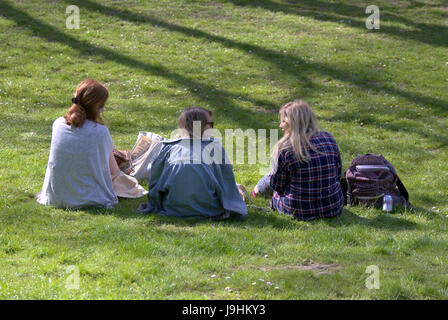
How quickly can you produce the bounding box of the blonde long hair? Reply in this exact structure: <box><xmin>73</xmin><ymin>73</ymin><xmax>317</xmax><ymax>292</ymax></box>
<box><xmin>271</xmin><ymin>100</ymin><xmax>320</xmax><ymax>169</ymax></box>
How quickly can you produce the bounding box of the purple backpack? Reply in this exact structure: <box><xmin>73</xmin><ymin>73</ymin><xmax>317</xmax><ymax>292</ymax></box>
<box><xmin>345</xmin><ymin>154</ymin><xmax>410</xmax><ymax>209</ymax></box>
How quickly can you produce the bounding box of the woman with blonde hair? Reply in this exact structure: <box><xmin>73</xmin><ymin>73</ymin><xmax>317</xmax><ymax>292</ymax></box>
<box><xmin>252</xmin><ymin>100</ymin><xmax>344</xmax><ymax>221</ymax></box>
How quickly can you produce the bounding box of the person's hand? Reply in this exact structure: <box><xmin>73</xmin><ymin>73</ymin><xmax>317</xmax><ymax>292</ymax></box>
<box><xmin>251</xmin><ymin>185</ymin><xmax>259</xmax><ymax>199</ymax></box>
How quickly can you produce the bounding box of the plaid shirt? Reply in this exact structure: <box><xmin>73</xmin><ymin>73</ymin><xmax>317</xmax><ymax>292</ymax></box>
<box><xmin>270</xmin><ymin>131</ymin><xmax>344</xmax><ymax>221</ymax></box>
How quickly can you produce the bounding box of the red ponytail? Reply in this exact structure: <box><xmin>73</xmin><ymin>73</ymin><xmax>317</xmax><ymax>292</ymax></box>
<box><xmin>65</xmin><ymin>103</ymin><xmax>87</xmax><ymax>128</ymax></box>
<box><xmin>64</xmin><ymin>79</ymin><xmax>108</xmax><ymax>128</ymax></box>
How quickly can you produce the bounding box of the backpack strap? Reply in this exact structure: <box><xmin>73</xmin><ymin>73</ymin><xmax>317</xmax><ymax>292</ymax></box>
<box><xmin>340</xmin><ymin>177</ymin><xmax>348</xmax><ymax>205</ymax></box>
<box><xmin>396</xmin><ymin>175</ymin><xmax>409</xmax><ymax>203</ymax></box>
<box><xmin>381</xmin><ymin>156</ymin><xmax>410</xmax><ymax>204</ymax></box>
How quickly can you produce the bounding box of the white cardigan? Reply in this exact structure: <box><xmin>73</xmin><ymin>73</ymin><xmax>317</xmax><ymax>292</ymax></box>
<box><xmin>37</xmin><ymin>117</ymin><xmax>118</xmax><ymax>209</ymax></box>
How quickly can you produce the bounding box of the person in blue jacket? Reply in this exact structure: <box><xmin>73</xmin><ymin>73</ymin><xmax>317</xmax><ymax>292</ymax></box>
<box><xmin>138</xmin><ymin>107</ymin><xmax>248</xmax><ymax>219</ymax></box>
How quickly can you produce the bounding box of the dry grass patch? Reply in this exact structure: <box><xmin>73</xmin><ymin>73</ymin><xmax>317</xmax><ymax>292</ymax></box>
<box><xmin>234</xmin><ymin>263</ymin><xmax>343</xmax><ymax>275</ymax></box>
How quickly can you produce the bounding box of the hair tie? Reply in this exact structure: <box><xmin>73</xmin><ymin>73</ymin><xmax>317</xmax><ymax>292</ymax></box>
<box><xmin>71</xmin><ymin>93</ymin><xmax>82</xmax><ymax>105</ymax></box>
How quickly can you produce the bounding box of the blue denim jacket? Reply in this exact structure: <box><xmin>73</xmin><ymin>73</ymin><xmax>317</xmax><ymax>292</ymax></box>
<box><xmin>138</xmin><ymin>138</ymin><xmax>248</xmax><ymax>219</ymax></box>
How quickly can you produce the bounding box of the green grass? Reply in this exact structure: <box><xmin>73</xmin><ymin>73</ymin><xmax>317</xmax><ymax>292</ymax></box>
<box><xmin>0</xmin><ymin>0</ymin><xmax>447</xmax><ymax>299</ymax></box>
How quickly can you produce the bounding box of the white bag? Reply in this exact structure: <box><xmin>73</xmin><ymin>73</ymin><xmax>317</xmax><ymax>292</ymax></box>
<box><xmin>129</xmin><ymin>132</ymin><xmax>165</xmax><ymax>180</ymax></box>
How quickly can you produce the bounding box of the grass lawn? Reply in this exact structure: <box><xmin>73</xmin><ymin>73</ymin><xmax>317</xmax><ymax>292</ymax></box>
<box><xmin>0</xmin><ymin>0</ymin><xmax>447</xmax><ymax>299</ymax></box>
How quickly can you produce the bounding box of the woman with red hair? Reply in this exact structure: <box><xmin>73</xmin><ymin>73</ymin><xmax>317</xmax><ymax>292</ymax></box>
<box><xmin>37</xmin><ymin>79</ymin><xmax>145</xmax><ymax>209</ymax></box>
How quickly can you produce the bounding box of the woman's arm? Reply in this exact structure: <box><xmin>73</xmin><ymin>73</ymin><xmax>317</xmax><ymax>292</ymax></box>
<box><xmin>269</xmin><ymin>151</ymin><xmax>289</xmax><ymax>195</ymax></box>
<box><xmin>109</xmin><ymin>153</ymin><xmax>120</xmax><ymax>176</ymax></box>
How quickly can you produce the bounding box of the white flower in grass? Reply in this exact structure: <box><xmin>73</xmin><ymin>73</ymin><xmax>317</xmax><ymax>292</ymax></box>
<box><xmin>211</xmin><ymin>274</ymin><xmax>217</xmax><ymax>278</ymax></box>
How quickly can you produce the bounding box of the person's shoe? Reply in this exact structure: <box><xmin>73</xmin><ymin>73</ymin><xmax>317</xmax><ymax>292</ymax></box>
<box><xmin>237</xmin><ymin>184</ymin><xmax>253</xmax><ymax>203</ymax></box>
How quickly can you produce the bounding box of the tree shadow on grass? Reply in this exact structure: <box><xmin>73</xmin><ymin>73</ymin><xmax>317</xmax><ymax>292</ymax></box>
<box><xmin>3</xmin><ymin>0</ymin><xmax>447</xmax><ymax>138</ymax></box>
<box><xmin>321</xmin><ymin>111</ymin><xmax>448</xmax><ymax>150</ymax></box>
<box><xmin>0</xmin><ymin>115</ymin><xmax>54</xmax><ymax>148</ymax></box>
<box><xmin>226</xmin><ymin>0</ymin><xmax>448</xmax><ymax>49</ymax></box>
<box><xmin>406</xmin><ymin>204</ymin><xmax>443</xmax><ymax>220</ymax></box>
<box><xmin>58</xmin><ymin>0</ymin><xmax>448</xmax><ymax>129</ymax></box>
<box><xmin>320</xmin><ymin>208</ymin><xmax>419</xmax><ymax>231</ymax></box>
<box><xmin>107</xmin><ymin>116</ymin><xmax>176</xmax><ymax>136</ymax></box>
<box><xmin>0</xmin><ymin>1</ymin><xmax>273</xmax><ymax>130</ymax></box>
<box><xmin>81</xmin><ymin>197</ymin><xmax>420</xmax><ymax>232</ymax></box>
<box><xmin>80</xmin><ymin>197</ymin><xmax>302</xmax><ymax>230</ymax></box>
